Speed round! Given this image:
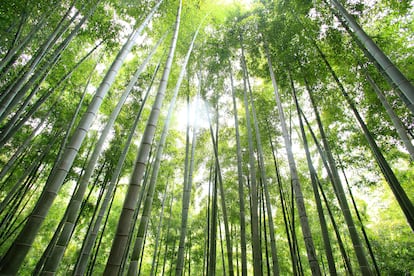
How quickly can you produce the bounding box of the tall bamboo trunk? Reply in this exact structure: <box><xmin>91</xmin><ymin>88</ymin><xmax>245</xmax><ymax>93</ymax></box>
<box><xmin>241</xmin><ymin>41</ymin><xmax>280</xmax><ymax>276</ymax></box>
<box><xmin>150</xmin><ymin>181</ymin><xmax>170</xmax><ymax>276</ymax></box>
<box><xmin>229</xmin><ymin>63</ymin><xmax>248</xmax><ymax>276</ymax></box>
<box><xmin>290</xmin><ymin>74</ymin><xmax>337</xmax><ymax>275</ymax></box>
<box><xmin>0</xmin><ymin>1</ymin><xmax>160</xmax><ymax>272</ymax></box>
<box><xmin>0</xmin><ymin>1</ymin><xmax>88</xmax><ymax>121</ymax></box>
<box><xmin>315</xmin><ymin>43</ymin><xmax>414</xmax><ymax>232</ymax></box>
<box><xmin>204</xmin><ymin>96</ymin><xmax>235</xmax><ymax>276</ymax></box>
<box><xmin>300</xmin><ymin>111</ymin><xmax>355</xmax><ymax>275</ymax></box>
<box><xmin>176</xmin><ymin>95</ymin><xmax>198</xmax><ymax>276</ymax></box>
<box><xmin>0</xmin><ymin>3</ymin><xmax>57</xmax><ymax>75</ymax></box>
<box><xmin>204</xmin><ymin>164</ymin><xmax>212</xmax><ymax>276</ymax></box>
<box><xmin>0</xmin><ymin>41</ymin><xmax>102</xmax><ymax>146</ymax></box>
<box><xmin>267</xmin><ymin>128</ymin><xmax>299</xmax><ymax>275</ymax></box>
<box><xmin>103</xmin><ymin>1</ymin><xmax>179</xmax><ymax>274</ymax></box>
<box><xmin>33</xmin><ymin>134</ymin><xmax>97</xmax><ymax>275</ymax></box>
<box><xmin>326</xmin><ymin>0</ymin><xmax>414</xmax><ymax>109</ymax></box>
<box><xmin>207</xmin><ymin>133</ymin><xmax>218</xmax><ymax>276</ymax></box>
<box><xmin>364</xmin><ymin>70</ymin><xmax>414</xmax><ymax>160</ymax></box>
<box><xmin>161</xmin><ymin>187</ymin><xmax>175</xmax><ymax>276</ymax></box>
<box><xmin>338</xmin><ymin>158</ymin><xmax>381</xmax><ymax>275</ymax></box>
<box><xmin>128</xmin><ymin>24</ymin><xmax>199</xmax><ymax>275</ymax></box>
<box><xmin>263</xmin><ymin>40</ymin><xmax>321</xmax><ymax>275</ymax></box>
<box><xmin>120</xmin><ymin>143</ymin><xmax>157</xmax><ymax>274</ymax></box>
<box><xmin>304</xmin><ymin>72</ymin><xmax>370</xmax><ymax>273</ymax></box>
<box><xmin>51</xmin><ymin>55</ymin><xmax>104</xmax><ymax>173</ymax></box>
<box><xmin>40</xmin><ymin>34</ymin><xmax>162</xmax><ymax>275</ymax></box>
<box><xmin>72</xmin><ymin>59</ymin><xmax>161</xmax><ymax>276</ymax></box>
<box><xmin>238</xmin><ymin>33</ymin><xmax>262</xmax><ymax>276</ymax></box>
<box><xmin>218</xmin><ymin>214</ymin><xmax>227</xmax><ymax>275</ymax></box>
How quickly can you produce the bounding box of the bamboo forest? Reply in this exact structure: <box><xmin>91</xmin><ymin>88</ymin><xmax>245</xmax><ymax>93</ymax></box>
<box><xmin>1</xmin><ymin>0</ymin><xmax>414</xmax><ymax>275</ymax></box>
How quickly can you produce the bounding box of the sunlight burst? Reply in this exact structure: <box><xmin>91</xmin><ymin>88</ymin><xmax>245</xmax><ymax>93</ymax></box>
<box><xmin>173</xmin><ymin>96</ymin><xmax>210</xmax><ymax>132</ymax></box>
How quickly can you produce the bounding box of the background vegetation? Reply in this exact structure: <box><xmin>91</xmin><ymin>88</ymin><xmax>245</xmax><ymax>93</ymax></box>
<box><xmin>0</xmin><ymin>0</ymin><xmax>413</xmax><ymax>274</ymax></box>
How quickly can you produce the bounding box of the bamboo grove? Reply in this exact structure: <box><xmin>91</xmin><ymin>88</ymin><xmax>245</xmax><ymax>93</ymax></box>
<box><xmin>0</xmin><ymin>0</ymin><xmax>413</xmax><ymax>275</ymax></box>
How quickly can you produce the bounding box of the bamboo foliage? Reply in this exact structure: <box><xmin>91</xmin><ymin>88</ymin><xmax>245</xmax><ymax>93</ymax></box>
<box><xmin>0</xmin><ymin>0</ymin><xmax>413</xmax><ymax>275</ymax></box>
<box><xmin>326</xmin><ymin>0</ymin><xmax>414</xmax><ymax>109</ymax></box>
<box><xmin>314</xmin><ymin>41</ymin><xmax>414</xmax><ymax>233</ymax></box>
